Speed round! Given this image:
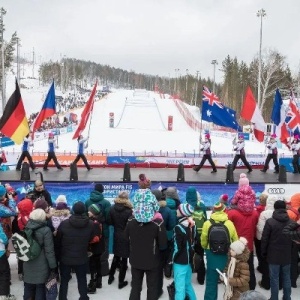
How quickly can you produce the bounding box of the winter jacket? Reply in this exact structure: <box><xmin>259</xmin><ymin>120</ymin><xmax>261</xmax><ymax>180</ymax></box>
<box><xmin>0</xmin><ymin>199</ymin><xmax>17</xmax><ymax>238</ymax></box>
<box><xmin>108</xmin><ymin>197</ymin><xmax>133</xmax><ymax>258</ymax></box>
<box><xmin>201</xmin><ymin>211</ymin><xmax>238</xmax><ymax>250</ymax></box>
<box><xmin>287</xmin><ymin>193</ymin><xmax>300</xmax><ymax>221</ymax></box>
<box><xmin>166</xmin><ymin>197</ymin><xmax>178</xmax><ymax>233</ymax></box>
<box><xmin>85</xmin><ymin>190</ymin><xmax>111</xmax><ymax>238</ymax></box>
<box><xmin>224</xmin><ymin>247</ymin><xmax>250</xmax><ymax>300</ymax></box>
<box><xmin>56</xmin><ymin>214</ymin><xmax>95</xmax><ymax>266</ymax></box>
<box><xmin>89</xmin><ymin>216</ymin><xmax>105</xmax><ymax>255</ymax></box>
<box><xmin>256</xmin><ymin>196</ymin><xmax>277</xmax><ymax>240</ymax></box>
<box><xmin>227</xmin><ymin>209</ymin><xmax>258</xmax><ymax>252</ymax></box>
<box><xmin>51</xmin><ymin>208</ymin><xmax>71</xmax><ymax>230</ymax></box>
<box><xmin>17</xmin><ymin>199</ymin><xmax>33</xmax><ymax>231</ymax></box>
<box><xmin>23</xmin><ymin>219</ymin><xmax>57</xmax><ymax>284</ymax></box>
<box><xmin>125</xmin><ymin>216</ymin><xmax>167</xmax><ymax>270</ymax></box>
<box><xmin>158</xmin><ymin>200</ymin><xmax>177</xmax><ymax>241</ymax></box>
<box><xmin>282</xmin><ymin>221</ymin><xmax>300</xmax><ymax>243</ymax></box>
<box><xmin>261</xmin><ymin>209</ymin><xmax>292</xmax><ymax>265</ymax></box>
<box><xmin>172</xmin><ymin>217</ymin><xmax>196</xmax><ymax>265</ymax></box>
<box><xmin>29</xmin><ymin>189</ymin><xmax>53</xmax><ymax>207</ymax></box>
<box><xmin>231</xmin><ymin>185</ymin><xmax>256</xmax><ymax>213</ymax></box>
<box><xmin>0</xmin><ymin>223</ymin><xmax>8</xmax><ymax>258</ymax></box>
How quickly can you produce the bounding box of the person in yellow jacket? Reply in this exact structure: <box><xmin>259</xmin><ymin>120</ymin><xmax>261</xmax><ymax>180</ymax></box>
<box><xmin>201</xmin><ymin>202</ymin><xmax>238</xmax><ymax>300</ymax></box>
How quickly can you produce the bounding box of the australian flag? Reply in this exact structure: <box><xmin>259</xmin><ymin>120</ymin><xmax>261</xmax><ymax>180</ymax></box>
<box><xmin>201</xmin><ymin>86</ymin><xmax>241</xmax><ymax>131</ymax></box>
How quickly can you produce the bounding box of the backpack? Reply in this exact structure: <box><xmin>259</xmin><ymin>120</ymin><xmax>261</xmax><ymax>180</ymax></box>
<box><xmin>11</xmin><ymin>228</ymin><xmax>42</xmax><ymax>261</ymax></box>
<box><xmin>192</xmin><ymin>210</ymin><xmax>206</xmax><ymax>236</ymax></box>
<box><xmin>208</xmin><ymin>219</ymin><xmax>230</xmax><ymax>254</ymax></box>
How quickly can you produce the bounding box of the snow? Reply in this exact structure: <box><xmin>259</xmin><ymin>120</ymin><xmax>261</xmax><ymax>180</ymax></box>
<box><xmin>3</xmin><ymin>64</ymin><xmax>291</xmax><ymax>157</ymax></box>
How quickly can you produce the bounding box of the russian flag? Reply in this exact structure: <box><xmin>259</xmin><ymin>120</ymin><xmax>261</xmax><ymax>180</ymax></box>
<box><xmin>240</xmin><ymin>87</ymin><xmax>266</xmax><ymax>142</ymax></box>
<box><xmin>32</xmin><ymin>81</ymin><xmax>56</xmax><ymax>136</ymax></box>
<box><xmin>271</xmin><ymin>89</ymin><xmax>290</xmax><ymax>145</ymax></box>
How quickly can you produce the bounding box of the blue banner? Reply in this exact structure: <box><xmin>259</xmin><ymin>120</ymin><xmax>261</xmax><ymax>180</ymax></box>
<box><xmin>107</xmin><ymin>156</ymin><xmax>148</xmax><ymax>164</ymax></box>
<box><xmin>0</xmin><ymin>137</ymin><xmax>15</xmax><ymax>147</ymax></box>
<box><xmin>10</xmin><ymin>181</ymin><xmax>265</xmax><ymax>208</ymax></box>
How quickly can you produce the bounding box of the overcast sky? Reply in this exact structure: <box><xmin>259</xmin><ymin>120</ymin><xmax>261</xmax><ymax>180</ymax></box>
<box><xmin>2</xmin><ymin>0</ymin><xmax>300</xmax><ymax>82</ymax></box>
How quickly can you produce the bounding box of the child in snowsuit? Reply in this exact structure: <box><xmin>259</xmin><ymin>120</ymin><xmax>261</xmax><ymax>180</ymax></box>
<box><xmin>172</xmin><ymin>203</ymin><xmax>197</xmax><ymax>300</ymax></box>
<box><xmin>223</xmin><ymin>237</ymin><xmax>250</xmax><ymax>300</ymax></box>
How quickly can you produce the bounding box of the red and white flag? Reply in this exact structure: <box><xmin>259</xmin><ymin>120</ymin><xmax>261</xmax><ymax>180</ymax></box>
<box><xmin>240</xmin><ymin>87</ymin><xmax>266</xmax><ymax>142</ymax></box>
<box><xmin>72</xmin><ymin>81</ymin><xmax>97</xmax><ymax>140</ymax></box>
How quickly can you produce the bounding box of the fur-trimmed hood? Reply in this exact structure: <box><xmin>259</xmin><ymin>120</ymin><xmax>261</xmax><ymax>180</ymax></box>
<box><xmin>52</xmin><ymin>208</ymin><xmax>71</xmax><ymax>217</ymax></box>
<box><xmin>158</xmin><ymin>200</ymin><xmax>167</xmax><ymax>208</ymax></box>
<box><xmin>114</xmin><ymin>197</ymin><xmax>133</xmax><ymax>209</ymax></box>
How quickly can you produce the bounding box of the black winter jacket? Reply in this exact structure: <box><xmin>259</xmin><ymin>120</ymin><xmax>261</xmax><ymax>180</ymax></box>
<box><xmin>125</xmin><ymin>217</ymin><xmax>167</xmax><ymax>270</ymax></box>
<box><xmin>56</xmin><ymin>214</ymin><xmax>95</xmax><ymax>266</ymax></box>
<box><xmin>261</xmin><ymin>209</ymin><xmax>292</xmax><ymax>265</ymax></box>
<box><xmin>282</xmin><ymin>221</ymin><xmax>300</xmax><ymax>243</ymax></box>
<box><xmin>108</xmin><ymin>199</ymin><xmax>132</xmax><ymax>258</ymax></box>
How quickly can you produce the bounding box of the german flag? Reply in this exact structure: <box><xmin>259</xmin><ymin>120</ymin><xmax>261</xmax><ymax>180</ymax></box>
<box><xmin>0</xmin><ymin>80</ymin><xmax>29</xmax><ymax>144</ymax></box>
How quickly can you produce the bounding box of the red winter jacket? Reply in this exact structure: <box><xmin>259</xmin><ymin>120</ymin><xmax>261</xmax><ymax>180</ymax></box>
<box><xmin>227</xmin><ymin>209</ymin><xmax>258</xmax><ymax>252</ymax></box>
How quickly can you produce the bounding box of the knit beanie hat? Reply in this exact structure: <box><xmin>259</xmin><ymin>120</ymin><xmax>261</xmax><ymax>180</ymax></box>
<box><xmin>230</xmin><ymin>237</ymin><xmax>248</xmax><ymax>255</ymax></box>
<box><xmin>213</xmin><ymin>201</ymin><xmax>226</xmax><ymax>212</ymax></box>
<box><xmin>34</xmin><ymin>198</ymin><xmax>49</xmax><ymax>211</ymax></box>
<box><xmin>178</xmin><ymin>203</ymin><xmax>194</xmax><ymax>217</ymax></box>
<box><xmin>138</xmin><ymin>174</ymin><xmax>151</xmax><ymax>189</ymax></box>
<box><xmin>95</xmin><ymin>183</ymin><xmax>104</xmax><ymax>193</ymax></box>
<box><xmin>219</xmin><ymin>194</ymin><xmax>229</xmax><ymax>206</ymax></box>
<box><xmin>185</xmin><ymin>187</ymin><xmax>197</xmax><ymax>208</ymax></box>
<box><xmin>56</xmin><ymin>195</ymin><xmax>67</xmax><ymax>204</ymax></box>
<box><xmin>88</xmin><ymin>203</ymin><xmax>101</xmax><ymax>215</ymax></box>
<box><xmin>274</xmin><ymin>200</ymin><xmax>286</xmax><ymax>210</ymax></box>
<box><xmin>30</xmin><ymin>208</ymin><xmax>46</xmax><ymax>221</ymax></box>
<box><xmin>0</xmin><ymin>185</ymin><xmax>6</xmax><ymax>198</ymax></box>
<box><xmin>239</xmin><ymin>173</ymin><xmax>249</xmax><ymax>187</ymax></box>
<box><xmin>72</xmin><ymin>201</ymin><xmax>86</xmax><ymax>215</ymax></box>
<box><xmin>17</xmin><ymin>199</ymin><xmax>34</xmax><ymax>215</ymax></box>
<box><xmin>151</xmin><ymin>189</ymin><xmax>162</xmax><ymax>201</ymax></box>
<box><xmin>165</xmin><ymin>187</ymin><xmax>180</xmax><ymax>201</ymax></box>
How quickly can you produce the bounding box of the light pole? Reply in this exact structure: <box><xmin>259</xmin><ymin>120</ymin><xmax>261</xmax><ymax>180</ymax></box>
<box><xmin>257</xmin><ymin>8</ymin><xmax>266</xmax><ymax>108</ymax></box>
<box><xmin>174</xmin><ymin>68</ymin><xmax>180</xmax><ymax>94</ymax></box>
<box><xmin>1</xmin><ymin>8</ymin><xmax>6</xmax><ymax>112</ymax></box>
<box><xmin>194</xmin><ymin>71</ymin><xmax>200</xmax><ymax>106</ymax></box>
<box><xmin>211</xmin><ymin>60</ymin><xmax>218</xmax><ymax>93</ymax></box>
<box><xmin>185</xmin><ymin>69</ymin><xmax>189</xmax><ymax>103</ymax></box>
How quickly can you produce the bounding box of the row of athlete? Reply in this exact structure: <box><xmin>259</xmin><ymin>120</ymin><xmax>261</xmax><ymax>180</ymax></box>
<box><xmin>15</xmin><ymin>133</ymin><xmax>93</xmax><ymax>171</ymax></box>
<box><xmin>193</xmin><ymin>133</ymin><xmax>300</xmax><ymax>174</ymax></box>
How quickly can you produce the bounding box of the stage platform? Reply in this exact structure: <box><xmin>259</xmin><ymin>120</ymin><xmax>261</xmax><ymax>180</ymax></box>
<box><xmin>0</xmin><ymin>166</ymin><xmax>298</xmax><ymax>184</ymax></box>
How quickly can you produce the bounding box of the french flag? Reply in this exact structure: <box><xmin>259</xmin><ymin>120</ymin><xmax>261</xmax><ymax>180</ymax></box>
<box><xmin>271</xmin><ymin>89</ymin><xmax>290</xmax><ymax>145</ymax></box>
<box><xmin>240</xmin><ymin>87</ymin><xmax>266</xmax><ymax>142</ymax></box>
<box><xmin>32</xmin><ymin>81</ymin><xmax>56</xmax><ymax>136</ymax></box>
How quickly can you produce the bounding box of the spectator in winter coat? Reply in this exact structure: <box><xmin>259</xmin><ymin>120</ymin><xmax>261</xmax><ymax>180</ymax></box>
<box><xmin>256</xmin><ymin>193</ymin><xmax>268</xmax><ymax>217</ymax></box>
<box><xmin>151</xmin><ymin>189</ymin><xmax>176</xmax><ymax>296</ymax></box>
<box><xmin>27</xmin><ymin>180</ymin><xmax>53</xmax><ymax>207</ymax></box>
<box><xmin>227</xmin><ymin>185</ymin><xmax>258</xmax><ymax>291</ymax></box>
<box><xmin>223</xmin><ymin>237</ymin><xmax>250</xmax><ymax>300</ymax></box>
<box><xmin>201</xmin><ymin>202</ymin><xmax>238</xmax><ymax>300</ymax></box>
<box><xmin>283</xmin><ymin>218</ymin><xmax>300</xmax><ymax>243</ymax></box>
<box><xmin>0</xmin><ymin>185</ymin><xmax>17</xmax><ymax>240</ymax></box>
<box><xmin>23</xmin><ymin>209</ymin><xmax>57</xmax><ymax>300</ymax></box>
<box><xmin>172</xmin><ymin>203</ymin><xmax>197</xmax><ymax>300</ymax></box>
<box><xmin>50</xmin><ymin>195</ymin><xmax>70</xmax><ymax>234</ymax></box>
<box><xmin>286</xmin><ymin>192</ymin><xmax>300</xmax><ymax>288</ymax></box>
<box><xmin>108</xmin><ymin>191</ymin><xmax>133</xmax><ymax>289</ymax></box>
<box><xmin>87</xmin><ymin>204</ymin><xmax>106</xmax><ymax>294</ymax></box>
<box><xmin>0</xmin><ymin>223</ymin><xmax>16</xmax><ymax>300</ymax></box>
<box><xmin>261</xmin><ymin>200</ymin><xmax>293</xmax><ymax>300</ymax></box>
<box><xmin>56</xmin><ymin>201</ymin><xmax>95</xmax><ymax>300</ymax></box>
<box><xmin>186</xmin><ymin>186</ymin><xmax>207</xmax><ymax>285</ymax></box>
<box><xmin>255</xmin><ymin>195</ymin><xmax>278</xmax><ymax>290</ymax></box>
<box><xmin>85</xmin><ymin>183</ymin><xmax>111</xmax><ymax>276</ymax></box>
<box><xmin>125</xmin><ymin>187</ymin><xmax>167</xmax><ymax>300</ymax></box>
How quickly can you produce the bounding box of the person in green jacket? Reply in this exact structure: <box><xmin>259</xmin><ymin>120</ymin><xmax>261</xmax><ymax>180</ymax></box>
<box><xmin>85</xmin><ymin>183</ymin><xmax>111</xmax><ymax>276</ymax></box>
<box><xmin>201</xmin><ymin>202</ymin><xmax>238</xmax><ymax>300</ymax></box>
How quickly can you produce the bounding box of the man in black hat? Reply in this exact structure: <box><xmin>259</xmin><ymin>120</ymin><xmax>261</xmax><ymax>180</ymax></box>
<box><xmin>56</xmin><ymin>201</ymin><xmax>95</xmax><ymax>300</ymax></box>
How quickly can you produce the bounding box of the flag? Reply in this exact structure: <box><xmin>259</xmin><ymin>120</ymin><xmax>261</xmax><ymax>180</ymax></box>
<box><xmin>201</xmin><ymin>86</ymin><xmax>241</xmax><ymax>131</ymax></box>
<box><xmin>271</xmin><ymin>89</ymin><xmax>290</xmax><ymax>145</ymax></box>
<box><xmin>286</xmin><ymin>90</ymin><xmax>300</xmax><ymax>134</ymax></box>
<box><xmin>32</xmin><ymin>81</ymin><xmax>56</xmax><ymax>137</ymax></box>
<box><xmin>0</xmin><ymin>80</ymin><xmax>29</xmax><ymax>144</ymax></box>
<box><xmin>240</xmin><ymin>86</ymin><xmax>266</xmax><ymax>142</ymax></box>
<box><xmin>72</xmin><ymin>81</ymin><xmax>97</xmax><ymax>139</ymax></box>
